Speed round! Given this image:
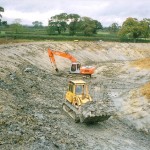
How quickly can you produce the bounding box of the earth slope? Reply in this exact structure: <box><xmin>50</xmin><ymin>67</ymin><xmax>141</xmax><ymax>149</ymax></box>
<box><xmin>0</xmin><ymin>41</ymin><xmax>150</xmax><ymax>150</ymax></box>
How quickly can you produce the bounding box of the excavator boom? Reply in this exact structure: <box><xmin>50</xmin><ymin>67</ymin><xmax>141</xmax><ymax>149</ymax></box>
<box><xmin>48</xmin><ymin>48</ymin><xmax>77</xmax><ymax>72</ymax></box>
<box><xmin>48</xmin><ymin>49</ymin><xmax>58</xmax><ymax>72</ymax></box>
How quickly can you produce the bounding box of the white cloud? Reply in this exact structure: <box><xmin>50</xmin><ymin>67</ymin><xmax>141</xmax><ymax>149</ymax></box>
<box><xmin>3</xmin><ymin>9</ymin><xmax>63</xmax><ymax>25</ymax></box>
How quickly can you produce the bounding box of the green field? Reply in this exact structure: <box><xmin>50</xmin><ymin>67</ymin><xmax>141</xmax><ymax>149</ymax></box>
<box><xmin>0</xmin><ymin>27</ymin><xmax>150</xmax><ymax>43</ymax></box>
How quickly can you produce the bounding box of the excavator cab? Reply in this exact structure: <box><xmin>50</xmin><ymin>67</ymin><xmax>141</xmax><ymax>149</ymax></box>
<box><xmin>70</xmin><ymin>63</ymin><xmax>95</xmax><ymax>77</ymax></box>
<box><xmin>70</xmin><ymin>62</ymin><xmax>81</xmax><ymax>74</ymax></box>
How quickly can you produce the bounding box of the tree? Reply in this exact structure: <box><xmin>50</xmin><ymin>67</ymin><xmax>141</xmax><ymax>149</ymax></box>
<box><xmin>93</xmin><ymin>20</ymin><xmax>103</xmax><ymax>34</ymax></box>
<box><xmin>32</xmin><ymin>21</ymin><xmax>43</xmax><ymax>28</ymax></box>
<box><xmin>51</xmin><ymin>13</ymin><xmax>68</xmax><ymax>22</ymax></box>
<box><xmin>48</xmin><ymin>13</ymin><xmax>68</xmax><ymax>34</ymax></box>
<box><xmin>0</xmin><ymin>21</ymin><xmax>7</xmax><ymax>26</ymax></box>
<box><xmin>0</xmin><ymin>6</ymin><xmax>4</xmax><ymax>26</ymax></box>
<box><xmin>10</xmin><ymin>19</ymin><xmax>23</xmax><ymax>33</ymax></box>
<box><xmin>118</xmin><ymin>17</ymin><xmax>149</xmax><ymax>42</ymax></box>
<box><xmin>79</xmin><ymin>17</ymin><xmax>97</xmax><ymax>36</ymax></box>
<box><xmin>141</xmin><ymin>18</ymin><xmax>150</xmax><ymax>38</ymax></box>
<box><xmin>68</xmin><ymin>14</ymin><xmax>80</xmax><ymax>35</ymax></box>
<box><xmin>0</xmin><ymin>6</ymin><xmax>4</xmax><ymax>18</ymax></box>
<box><xmin>48</xmin><ymin>12</ymin><xmax>103</xmax><ymax>36</ymax></box>
<box><xmin>109</xmin><ymin>23</ymin><xmax>119</xmax><ymax>33</ymax></box>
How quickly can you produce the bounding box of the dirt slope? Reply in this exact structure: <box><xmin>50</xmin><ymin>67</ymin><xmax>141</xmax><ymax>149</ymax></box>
<box><xmin>0</xmin><ymin>41</ymin><xmax>150</xmax><ymax>150</ymax></box>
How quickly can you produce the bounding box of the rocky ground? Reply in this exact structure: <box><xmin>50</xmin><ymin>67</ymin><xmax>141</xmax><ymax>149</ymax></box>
<box><xmin>0</xmin><ymin>41</ymin><xmax>150</xmax><ymax>150</ymax></box>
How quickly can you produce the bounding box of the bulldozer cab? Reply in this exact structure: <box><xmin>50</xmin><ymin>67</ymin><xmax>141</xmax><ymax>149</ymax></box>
<box><xmin>70</xmin><ymin>63</ymin><xmax>81</xmax><ymax>74</ymax></box>
<box><xmin>69</xmin><ymin>80</ymin><xmax>87</xmax><ymax>95</ymax></box>
<box><xmin>66</xmin><ymin>80</ymin><xmax>91</xmax><ymax>106</ymax></box>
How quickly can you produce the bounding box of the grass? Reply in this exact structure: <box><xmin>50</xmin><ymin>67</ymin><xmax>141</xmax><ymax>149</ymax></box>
<box><xmin>0</xmin><ymin>34</ymin><xmax>120</xmax><ymax>42</ymax></box>
<box><xmin>0</xmin><ymin>38</ymin><xmax>35</xmax><ymax>44</ymax></box>
<box><xmin>97</xmin><ymin>31</ymin><xmax>110</xmax><ymax>35</ymax></box>
<box><xmin>0</xmin><ymin>27</ymin><xmax>150</xmax><ymax>43</ymax></box>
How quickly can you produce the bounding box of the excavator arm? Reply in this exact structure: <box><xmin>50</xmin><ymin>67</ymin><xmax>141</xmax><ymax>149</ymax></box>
<box><xmin>48</xmin><ymin>48</ymin><xmax>77</xmax><ymax>72</ymax></box>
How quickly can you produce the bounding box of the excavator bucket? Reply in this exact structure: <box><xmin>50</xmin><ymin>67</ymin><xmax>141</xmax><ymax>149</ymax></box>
<box><xmin>55</xmin><ymin>68</ymin><xmax>59</xmax><ymax>72</ymax></box>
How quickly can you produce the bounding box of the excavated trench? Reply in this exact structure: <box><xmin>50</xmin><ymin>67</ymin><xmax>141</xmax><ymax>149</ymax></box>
<box><xmin>0</xmin><ymin>41</ymin><xmax>150</xmax><ymax>150</ymax></box>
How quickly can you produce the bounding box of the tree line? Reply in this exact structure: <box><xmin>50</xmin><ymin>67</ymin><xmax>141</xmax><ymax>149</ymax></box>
<box><xmin>48</xmin><ymin>13</ymin><xmax>103</xmax><ymax>36</ymax></box>
<box><xmin>0</xmin><ymin>6</ymin><xmax>150</xmax><ymax>42</ymax></box>
<box><xmin>47</xmin><ymin>13</ymin><xmax>150</xmax><ymax>41</ymax></box>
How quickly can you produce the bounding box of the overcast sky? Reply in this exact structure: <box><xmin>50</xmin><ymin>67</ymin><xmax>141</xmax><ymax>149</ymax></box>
<box><xmin>1</xmin><ymin>0</ymin><xmax>150</xmax><ymax>26</ymax></box>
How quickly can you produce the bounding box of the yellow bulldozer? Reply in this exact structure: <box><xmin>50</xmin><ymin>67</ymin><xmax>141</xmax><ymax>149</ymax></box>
<box><xmin>63</xmin><ymin>80</ymin><xmax>114</xmax><ymax>124</ymax></box>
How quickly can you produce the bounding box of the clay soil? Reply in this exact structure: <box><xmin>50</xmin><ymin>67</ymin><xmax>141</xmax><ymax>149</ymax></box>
<box><xmin>0</xmin><ymin>41</ymin><xmax>150</xmax><ymax>150</ymax></box>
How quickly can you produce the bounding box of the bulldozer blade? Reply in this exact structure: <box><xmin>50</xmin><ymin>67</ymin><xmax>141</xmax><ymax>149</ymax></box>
<box><xmin>63</xmin><ymin>100</ymin><xmax>114</xmax><ymax>124</ymax></box>
<box><xmin>80</xmin><ymin>115</ymin><xmax>111</xmax><ymax>124</ymax></box>
<box><xmin>79</xmin><ymin>100</ymin><xmax>113</xmax><ymax>124</ymax></box>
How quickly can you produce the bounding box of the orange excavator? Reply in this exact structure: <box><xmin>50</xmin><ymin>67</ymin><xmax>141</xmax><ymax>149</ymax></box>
<box><xmin>48</xmin><ymin>48</ymin><xmax>95</xmax><ymax>77</ymax></box>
